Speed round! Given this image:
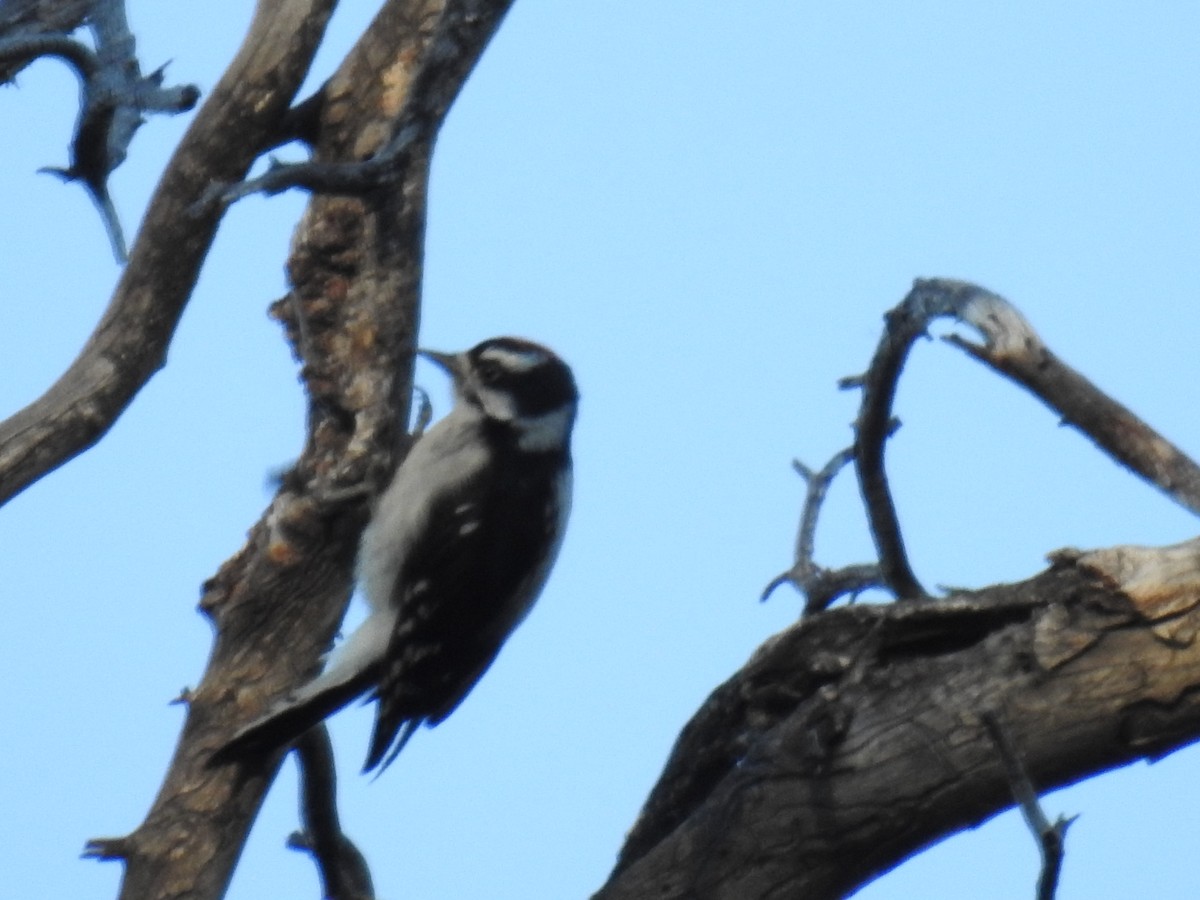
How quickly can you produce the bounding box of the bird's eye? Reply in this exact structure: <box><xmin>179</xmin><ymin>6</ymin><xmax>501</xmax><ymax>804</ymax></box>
<box><xmin>476</xmin><ymin>360</ymin><xmax>504</xmax><ymax>384</ymax></box>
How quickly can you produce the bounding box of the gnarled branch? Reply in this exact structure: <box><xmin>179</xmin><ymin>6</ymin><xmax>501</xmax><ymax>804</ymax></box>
<box><xmin>607</xmin><ymin>280</ymin><xmax>1200</xmax><ymax>898</ymax></box>
<box><xmin>78</xmin><ymin>3</ymin><xmax>515</xmax><ymax>899</ymax></box>
<box><xmin>599</xmin><ymin>540</ymin><xmax>1200</xmax><ymax>899</ymax></box>
<box><xmin>0</xmin><ymin>0</ymin><xmax>329</xmax><ymax>506</ymax></box>
<box><xmin>1</xmin><ymin>0</ymin><xmax>200</xmax><ymax>260</ymax></box>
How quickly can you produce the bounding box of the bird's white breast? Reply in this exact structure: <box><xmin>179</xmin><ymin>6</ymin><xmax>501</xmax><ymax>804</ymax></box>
<box><xmin>356</xmin><ymin>407</ymin><xmax>491</xmax><ymax>615</ymax></box>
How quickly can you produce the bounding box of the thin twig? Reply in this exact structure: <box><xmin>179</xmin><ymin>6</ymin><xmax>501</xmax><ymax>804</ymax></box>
<box><xmin>981</xmin><ymin>709</ymin><xmax>1074</xmax><ymax>900</ymax></box>
<box><xmin>289</xmin><ymin>728</ymin><xmax>375</xmax><ymax>900</ymax></box>
<box><xmin>3</xmin><ymin>0</ymin><xmax>199</xmax><ymax>261</ymax></box>
<box><xmin>190</xmin><ymin>137</ymin><xmax>416</xmax><ymax>214</ymax></box>
<box><xmin>762</xmin><ymin>444</ymin><xmax>888</xmax><ymax>614</ymax></box>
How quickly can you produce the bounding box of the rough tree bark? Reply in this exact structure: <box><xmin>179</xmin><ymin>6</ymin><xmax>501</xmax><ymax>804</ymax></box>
<box><xmin>82</xmin><ymin>4</ymin><xmax>514</xmax><ymax>899</ymax></box>
<box><xmin>3</xmin><ymin>1</ymin><xmax>513</xmax><ymax>898</ymax></box>
<box><xmin>595</xmin><ymin>543</ymin><xmax>1200</xmax><ymax>898</ymax></box>
<box><xmin>3</xmin><ymin>6</ymin><xmax>1199</xmax><ymax>900</ymax></box>
<box><xmin>594</xmin><ymin>281</ymin><xmax>1200</xmax><ymax>899</ymax></box>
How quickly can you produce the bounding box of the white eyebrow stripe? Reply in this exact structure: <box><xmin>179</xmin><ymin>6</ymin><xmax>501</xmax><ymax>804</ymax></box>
<box><xmin>479</xmin><ymin>345</ymin><xmax>545</xmax><ymax>372</ymax></box>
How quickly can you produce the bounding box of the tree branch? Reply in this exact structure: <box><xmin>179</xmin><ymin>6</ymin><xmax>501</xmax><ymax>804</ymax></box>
<box><xmin>194</xmin><ymin>0</ymin><xmax>512</xmax><ymax>212</ymax></box>
<box><xmin>0</xmin><ymin>0</ymin><xmax>90</xmax><ymax>83</ymax></box>
<box><xmin>849</xmin><ymin>290</ymin><xmax>943</xmax><ymax>599</ymax></box>
<box><xmin>598</xmin><ymin>539</ymin><xmax>1200</xmax><ymax>899</ymax></box>
<box><xmin>2</xmin><ymin>0</ymin><xmax>200</xmax><ymax>260</ymax></box>
<box><xmin>847</xmin><ymin>276</ymin><xmax>1200</xmax><ymax>606</ymax></box>
<box><xmin>78</xmin><ymin>3</ymin><xmax>516</xmax><ymax>898</ymax></box>
<box><xmin>0</xmin><ymin>32</ymin><xmax>96</xmax><ymax>77</ymax></box>
<box><xmin>981</xmin><ymin>709</ymin><xmax>1073</xmax><ymax>900</ymax></box>
<box><xmin>941</xmin><ymin>281</ymin><xmax>1200</xmax><ymax>518</ymax></box>
<box><xmin>761</xmin><ymin>445</ymin><xmax>889</xmax><ymax>614</ymax></box>
<box><xmin>288</xmin><ymin>727</ymin><xmax>375</xmax><ymax>900</ymax></box>
<box><xmin>0</xmin><ymin>0</ymin><xmax>331</xmax><ymax>506</ymax></box>
<box><xmin>848</xmin><ymin>280</ymin><xmax>1012</xmax><ymax>598</ymax></box>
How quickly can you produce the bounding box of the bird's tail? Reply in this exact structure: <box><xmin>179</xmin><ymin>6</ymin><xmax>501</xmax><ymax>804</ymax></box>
<box><xmin>211</xmin><ymin>607</ymin><xmax>400</xmax><ymax>766</ymax></box>
<box><xmin>363</xmin><ymin>708</ymin><xmax>423</xmax><ymax>775</ymax></box>
<box><xmin>209</xmin><ymin>663</ymin><xmax>376</xmax><ymax>766</ymax></box>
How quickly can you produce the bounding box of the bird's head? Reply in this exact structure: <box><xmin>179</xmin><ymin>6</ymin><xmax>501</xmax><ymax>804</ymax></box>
<box><xmin>420</xmin><ymin>337</ymin><xmax>578</xmax><ymax>452</ymax></box>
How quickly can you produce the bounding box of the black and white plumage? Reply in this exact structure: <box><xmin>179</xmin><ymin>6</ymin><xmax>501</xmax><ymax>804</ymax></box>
<box><xmin>217</xmin><ymin>337</ymin><xmax>578</xmax><ymax>774</ymax></box>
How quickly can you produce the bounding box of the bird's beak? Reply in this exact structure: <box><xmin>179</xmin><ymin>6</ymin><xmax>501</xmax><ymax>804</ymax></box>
<box><xmin>418</xmin><ymin>349</ymin><xmax>464</xmax><ymax>381</ymax></box>
<box><xmin>420</xmin><ymin>348</ymin><xmax>460</xmax><ymax>374</ymax></box>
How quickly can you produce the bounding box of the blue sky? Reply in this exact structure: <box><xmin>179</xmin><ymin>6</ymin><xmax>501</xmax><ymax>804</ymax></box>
<box><xmin>3</xmin><ymin>3</ymin><xmax>1200</xmax><ymax>898</ymax></box>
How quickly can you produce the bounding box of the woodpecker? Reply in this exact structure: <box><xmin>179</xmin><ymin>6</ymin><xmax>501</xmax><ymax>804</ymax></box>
<box><xmin>216</xmin><ymin>337</ymin><xmax>578</xmax><ymax>773</ymax></box>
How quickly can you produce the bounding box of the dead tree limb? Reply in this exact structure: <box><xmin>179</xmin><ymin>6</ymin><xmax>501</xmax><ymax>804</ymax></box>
<box><xmin>1</xmin><ymin>0</ymin><xmax>200</xmax><ymax>259</ymax></box>
<box><xmin>607</xmin><ymin>280</ymin><xmax>1200</xmax><ymax>898</ymax></box>
<box><xmin>981</xmin><ymin>709</ymin><xmax>1073</xmax><ymax>900</ymax></box>
<box><xmin>940</xmin><ymin>280</ymin><xmax>1200</xmax><ymax>517</ymax></box>
<box><xmin>762</xmin><ymin>446</ymin><xmax>889</xmax><ymax>614</ymax></box>
<box><xmin>846</xmin><ymin>278</ymin><xmax>1200</xmax><ymax>604</ymax></box>
<box><xmin>288</xmin><ymin>727</ymin><xmax>375</xmax><ymax>900</ymax></box>
<box><xmin>77</xmin><ymin>2</ymin><xmax>513</xmax><ymax>899</ymax></box>
<box><xmin>0</xmin><ymin>0</ymin><xmax>90</xmax><ymax>83</ymax></box>
<box><xmin>850</xmin><ymin>291</ymin><xmax>937</xmax><ymax>599</ymax></box>
<box><xmin>0</xmin><ymin>0</ymin><xmax>329</xmax><ymax>506</ymax></box>
<box><xmin>598</xmin><ymin>540</ymin><xmax>1200</xmax><ymax>899</ymax></box>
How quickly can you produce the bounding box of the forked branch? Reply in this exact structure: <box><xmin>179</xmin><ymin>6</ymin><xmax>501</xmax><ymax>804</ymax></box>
<box><xmin>0</xmin><ymin>0</ymin><xmax>333</xmax><ymax>506</ymax></box>
<box><xmin>981</xmin><ymin>709</ymin><xmax>1074</xmax><ymax>900</ymax></box>
<box><xmin>76</xmin><ymin>3</ymin><xmax>517</xmax><ymax>899</ymax></box>
<box><xmin>762</xmin><ymin>444</ymin><xmax>889</xmax><ymax>614</ymax></box>
<box><xmin>616</xmin><ymin>280</ymin><xmax>1200</xmax><ymax>898</ymax></box>
<box><xmin>0</xmin><ymin>0</ymin><xmax>199</xmax><ymax>260</ymax></box>
<box><xmin>830</xmin><ymin>277</ymin><xmax>1200</xmax><ymax>604</ymax></box>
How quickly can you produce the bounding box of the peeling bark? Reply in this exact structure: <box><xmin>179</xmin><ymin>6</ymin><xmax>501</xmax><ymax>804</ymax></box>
<box><xmin>599</xmin><ymin>540</ymin><xmax>1200</xmax><ymax>899</ymax></box>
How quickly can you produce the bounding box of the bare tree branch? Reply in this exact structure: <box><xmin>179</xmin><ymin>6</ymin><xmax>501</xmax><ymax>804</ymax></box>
<box><xmin>847</xmin><ymin>276</ymin><xmax>1200</xmax><ymax>606</ymax></box>
<box><xmin>75</xmin><ymin>3</ymin><xmax>516</xmax><ymax>898</ymax></box>
<box><xmin>1</xmin><ymin>0</ymin><xmax>200</xmax><ymax>260</ymax></box>
<box><xmin>0</xmin><ymin>0</ymin><xmax>331</xmax><ymax>507</ymax></box>
<box><xmin>0</xmin><ymin>0</ymin><xmax>90</xmax><ymax>83</ymax></box>
<box><xmin>850</xmin><ymin>290</ymin><xmax>945</xmax><ymax>599</ymax></box>
<box><xmin>761</xmin><ymin>445</ymin><xmax>888</xmax><ymax>614</ymax></box>
<box><xmin>288</xmin><ymin>727</ymin><xmax>375</xmax><ymax>900</ymax></box>
<box><xmin>600</xmin><ymin>278</ymin><xmax>1200</xmax><ymax>898</ymax></box>
<box><xmin>598</xmin><ymin>539</ymin><xmax>1200</xmax><ymax>899</ymax></box>
<box><xmin>0</xmin><ymin>32</ymin><xmax>96</xmax><ymax>76</ymax></box>
<box><xmin>940</xmin><ymin>281</ymin><xmax>1200</xmax><ymax>518</ymax></box>
<box><xmin>981</xmin><ymin>709</ymin><xmax>1074</xmax><ymax>900</ymax></box>
<box><xmin>194</xmin><ymin>0</ymin><xmax>512</xmax><ymax>213</ymax></box>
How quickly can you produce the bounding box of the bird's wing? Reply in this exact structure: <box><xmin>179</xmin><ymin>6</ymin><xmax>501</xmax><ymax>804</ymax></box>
<box><xmin>363</xmin><ymin>450</ymin><xmax>569</xmax><ymax>771</ymax></box>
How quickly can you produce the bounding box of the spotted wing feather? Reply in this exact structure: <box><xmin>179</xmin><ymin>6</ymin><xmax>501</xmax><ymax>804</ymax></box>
<box><xmin>363</xmin><ymin>439</ymin><xmax>570</xmax><ymax>772</ymax></box>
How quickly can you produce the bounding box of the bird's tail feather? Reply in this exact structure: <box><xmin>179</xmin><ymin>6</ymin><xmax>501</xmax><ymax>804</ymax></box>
<box><xmin>364</xmin><ymin>715</ymin><xmax>422</xmax><ymax>775</ymax></box>
<box><xmin>210</xmin><ymin>665</ymin><xmax>377</xmax><ymax>766</ymax></box>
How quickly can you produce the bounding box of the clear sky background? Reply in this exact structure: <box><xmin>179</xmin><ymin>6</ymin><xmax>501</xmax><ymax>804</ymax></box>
<box><xmin>3</xmin><ymin>3</ymin><xmax>1199</xmax><ymax>898</ymax></box>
